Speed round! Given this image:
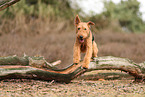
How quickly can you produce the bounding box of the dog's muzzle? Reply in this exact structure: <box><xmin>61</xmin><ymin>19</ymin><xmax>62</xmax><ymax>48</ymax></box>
<box><xmin>78</xmin><ymin>36</ymin><xmax>84</xmax><ymax>43</ymax></box>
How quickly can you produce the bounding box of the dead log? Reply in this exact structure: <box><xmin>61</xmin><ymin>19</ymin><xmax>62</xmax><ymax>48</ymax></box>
<box><xmin>0</xmin><ymin>55</ymin><xmax>145</xmax><ymax>83</ymax></box>
<box><xmin>0</xmin><ymin>0</ymin><xmax>20</xmax><ymax>11</ymax></box>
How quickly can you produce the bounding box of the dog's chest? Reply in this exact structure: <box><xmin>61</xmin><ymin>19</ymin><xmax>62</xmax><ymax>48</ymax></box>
<box><xmin>80</xmin><ymin>43</ymin><xmax>87</xmax><ymax>53</ymax></box>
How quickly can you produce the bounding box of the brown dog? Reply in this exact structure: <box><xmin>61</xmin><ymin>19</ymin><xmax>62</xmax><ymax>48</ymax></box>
<box><xmin>73</xmin><ymin>15</ymin><xmax>98</xmax><ymax>69</ymax></box>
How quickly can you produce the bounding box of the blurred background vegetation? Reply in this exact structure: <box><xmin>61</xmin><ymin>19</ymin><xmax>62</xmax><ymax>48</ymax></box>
<box><xmin>0</xmin><ymin>0</ymin><xmax>145</xmax><ymax>35</ymax></box>
<box><xmin>0</xmin><ymin>0</ymin><xmax>145</xmax><ymax>67</ymax></box>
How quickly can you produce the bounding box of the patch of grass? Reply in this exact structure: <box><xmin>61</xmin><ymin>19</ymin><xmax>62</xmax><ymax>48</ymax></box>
<box><xmin>95</xmin><ymin>32</ymin><xmax>145</xmax><ymax>63</ymax></box>
<box><xmin>0</xmin><ymin>32</ymin><xmax>145</xmax><ymax>68</ymax></box>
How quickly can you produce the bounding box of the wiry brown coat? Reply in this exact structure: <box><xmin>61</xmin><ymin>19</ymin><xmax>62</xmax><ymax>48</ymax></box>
<box><xmin>73</xmin><ymin>15</ymin><xmax>98</xmax><ymax>68</ymax></box>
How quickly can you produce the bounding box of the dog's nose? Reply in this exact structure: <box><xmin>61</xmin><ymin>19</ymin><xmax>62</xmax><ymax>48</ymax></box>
<box><xmin>80</xmin><ymin>36</ymin><xmax>83</xmax><ymax>39</ymax></box>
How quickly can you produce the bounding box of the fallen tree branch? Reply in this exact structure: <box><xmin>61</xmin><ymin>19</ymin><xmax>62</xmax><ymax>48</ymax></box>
<box><xmin>89</xmin><ymin>56</ymin><xmax>145</xmax><ymax>82</ymax></box>
<box><xmin>0</xmin><ymin>56</ymin><xmax>144</xmax><ymax>83</ymax></box>
<box><xmin>0</xmin><ymin>0</ymin><xmax>20</xmax><ymax>11</ymax></box>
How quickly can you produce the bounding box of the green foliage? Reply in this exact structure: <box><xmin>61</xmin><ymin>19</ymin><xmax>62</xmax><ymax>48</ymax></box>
<box><xmin>0</xmin><ymin>0</ymin><xmax>78</xmax><ymax>20</ymax></box>
<box><xmin>1</xmin><ymin>0</ymin><xmax>145</xmax><ymax>33</ymax></box>
<box><xmin>84</xmin><ymin>0</ymin><xmax>145</xmax><ymax>33</ymax></box>
<box><xmin>0</xmin><ymin>0</ymin><xmax>81</xmax><ymax>35</ymax></box>
<box><xmin>102</xmin><ymin>0</ymin><xmax>145</xmax><ymax>33</ymax></box>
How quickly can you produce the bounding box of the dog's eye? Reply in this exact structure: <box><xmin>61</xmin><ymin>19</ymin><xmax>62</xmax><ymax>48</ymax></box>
<box><xmin>84</xmin><ymin>28</ymin><xmax>87</xmax><ymax>30</ymax></box>
<box><xmin>78</xmin><ymin>28</ymin><xmax>80</xmax><ymax>30</ymax></box>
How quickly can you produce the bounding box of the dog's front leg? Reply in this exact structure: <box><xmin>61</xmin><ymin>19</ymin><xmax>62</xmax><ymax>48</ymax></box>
<box><xmin>83</xmin><ymin>45</ymin><xmax>92</xmax><ymax>69</ymax></box>
<box><xmin>73</xmin><ymin>43</ymin><xmax>81</xmax><ymax>64</ymax></box>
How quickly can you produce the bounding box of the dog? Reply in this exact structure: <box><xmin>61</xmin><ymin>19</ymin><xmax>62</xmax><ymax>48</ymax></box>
<box><xmin>73</xmin><ymin>15</ymin><xmax>98</xmax><ymax>69</ymax></box>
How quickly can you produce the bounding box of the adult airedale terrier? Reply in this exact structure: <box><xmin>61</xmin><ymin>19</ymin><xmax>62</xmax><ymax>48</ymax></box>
<box><xmin>73</xmin><ymin>15</ymin><xmax>98</xmax><ymax>69</ymax></box>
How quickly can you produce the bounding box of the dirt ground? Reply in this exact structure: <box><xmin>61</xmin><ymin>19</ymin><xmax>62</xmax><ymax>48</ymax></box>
<box><xmin>0</xmin><ymin>78</ymin><xmax>145</xmax><ymax>97</ymax></box>
<box><xmin>0</xmin><ymin>31</ymin><xmax>145</xmax><ymax>96</ymax></box>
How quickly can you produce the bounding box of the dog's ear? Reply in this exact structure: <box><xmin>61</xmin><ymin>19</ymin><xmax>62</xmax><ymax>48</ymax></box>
<box><xmin>87</xmin><ymin>21</ymin><xmax>95</xmax><ymax>26</ymax></box>
<box><xmin>75</xmin><ymin>15</ymin><xmax>81</xmax><ymax>25</ymax></box>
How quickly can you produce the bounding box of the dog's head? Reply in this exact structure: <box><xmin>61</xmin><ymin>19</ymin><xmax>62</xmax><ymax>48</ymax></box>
<box><xmin>75</xmin><ymin>15</ymin><xmax>95</xmax><ymax>43</ymax></box>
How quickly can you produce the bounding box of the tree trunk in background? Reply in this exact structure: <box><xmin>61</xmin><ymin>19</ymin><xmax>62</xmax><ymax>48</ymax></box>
<box><xmin>0</xmin><ymin>0</ymin><xmax>20</xmax><ymax>11</ymax></box>
<box><xmin>0</xmin><ymin>55</ymin><xmax>144</xmax><ymax>83</ymax></box>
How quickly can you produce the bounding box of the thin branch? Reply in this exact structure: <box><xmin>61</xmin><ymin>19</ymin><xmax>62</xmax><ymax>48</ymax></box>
<box><xmin>0</xmin><ymin>0</ymin><xmax>20</xmax><ymax>11</ymax></box>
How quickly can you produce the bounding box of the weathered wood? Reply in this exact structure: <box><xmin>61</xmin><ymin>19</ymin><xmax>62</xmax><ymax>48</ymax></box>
<box><xmin>0</xmin><ymin>56</ymin><xmax>145</xmax><ymax>83</ymax></box>
<box><xmin>89</xmin><ymin>56</ymin><xmax>145</xmax><ymax>82</ymax></box>
<box><xmin>0</xmin><ymin>0</ymin><xmax>20</xmax><ymax>11</ymax></box>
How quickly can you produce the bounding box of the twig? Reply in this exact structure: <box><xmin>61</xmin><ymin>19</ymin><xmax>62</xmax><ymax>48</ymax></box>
<box><xmin>0</xmin><ymin>0</ymin><xmax>20</xmax><ymax>11</ymax></box>
<box><xmin>51</xmin><ymin>60</ymin><xmax>61</xmax><ymax>66</ymax></box>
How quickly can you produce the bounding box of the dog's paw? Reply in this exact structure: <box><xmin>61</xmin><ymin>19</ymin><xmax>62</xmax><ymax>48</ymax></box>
<box><xmin>82</xmin><ymin>64</ymin><xmax>89</xmax><ymax>69</ymax></box>
<box><xmin>73</xmin><ymin>60</ymin><xmax>80</xmax><ymax>64</ymax></box>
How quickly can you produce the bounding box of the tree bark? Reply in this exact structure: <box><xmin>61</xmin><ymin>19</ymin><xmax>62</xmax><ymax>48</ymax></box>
<box><xmin>0</xmin><ymin>55</ymin><xmax>145</xmax><ymax>83</ymax></box>
<box><xmin>0</xmin><ymin>0</ymin><xmax>20</xmax><ymax>11</ymax></box>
